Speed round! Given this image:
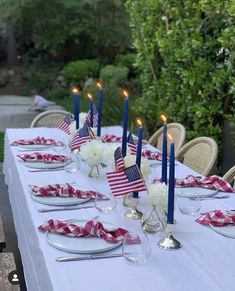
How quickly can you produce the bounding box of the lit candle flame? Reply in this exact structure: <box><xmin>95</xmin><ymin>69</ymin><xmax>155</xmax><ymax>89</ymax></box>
<box><xmin>87</xmin><ymin>93</ymin><xmax>93</xmax><ymax>100</ymax></box>
<box><xmin>123</xmin><ymin>90</ymin><xmax>128</xmax><ymax>99</ymax></box>
<box><xmin>167</xmin><ymin>133</ymin><xmax>173</xmax><ymax>141</ymax></box>
<box><xmin>160</xmin><ymin>114</ymin><xmax>167</xmax><ymax>123</ymax></box>
<box><xmin>72</xmin><ymin>87</ymin><xmax>79</xmax><ymax>94</ymax></box>
<box><xmin>136</xmin><ymin>118</ymin><xmax>143</xmax><ymax>127</ymax></box>
<box><xmin>96</xmin><ymin>82</ymin><xmax>102</xmax><ymax>89</ymax></box>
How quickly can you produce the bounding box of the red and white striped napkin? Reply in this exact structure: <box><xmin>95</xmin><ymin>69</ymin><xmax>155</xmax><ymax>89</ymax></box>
<box><xmin>17</xmin><ymin>152</ymin><xmax>69</xmax><ymax>163</ymax></box>
<box><xmin>176</xmin><ymin>175</ymin><xmax>234</xmax><ymax>193</ymax></box>
<box><xmin>11</xmin><ymin>136</ymin><xmax>63</xmax><ymax>146</ymax></box>
<box><xmin>38</xmin><ymin>219</ymin><xmax>128</xmax><ymax>243</ymax></box>
<box><xmin>141</xmin><ymin>150</ymin><xmax>163</xmax><ymax>160</ymax></box>
<box><xmin>30</xmin><ymin>183</ymin><xmax>104</xmax><ymax>199</ymax></box>
<box><xmin>101</xmin><ymin>134</ymin><xmax>148</xmax><ymax>145</ymax></box>
<box><xmin>196</xmin><ymin>210</ymin><xmax>235</xmax><ymax>226</ymax></box>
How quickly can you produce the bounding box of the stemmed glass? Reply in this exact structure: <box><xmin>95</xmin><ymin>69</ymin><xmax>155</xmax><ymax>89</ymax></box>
<box><xmin>94</xmin><ymin>192</ymin><xmax>117</xmax><ymax>214</ymax></box>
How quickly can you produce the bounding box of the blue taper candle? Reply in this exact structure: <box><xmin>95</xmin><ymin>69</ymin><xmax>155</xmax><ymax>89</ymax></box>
<box><xmin>87</xmin><ymin>93</ymin><xmax>94</xmax><ymax>128</ymax></box>
<box><xmin>167</xmin><ymin>141</ymin><xmax>175</xmax><ymax>224</ymax></box>
<box><xmin>97</xmin><ymin>83</ymin><xmax>103</xmax><ymax>136</ymax></box>
<box><xmin>161</xmin><ymin>123</ymin><xmax>168</xmax><ymax>184</ymax></box>
<box><xmin>121</xmin><ymin>91</ymin><xmax>129</xmax><ymax>156</ymax></box>
<box><xmin>73</xmin><ymin>90</ymin><xmax>80</xmax><ymax>130</ymax></box>
<box><xmin>133</xmin><ymin>120</ymin><xmax>143</xmax><ymax>198</ymax></box>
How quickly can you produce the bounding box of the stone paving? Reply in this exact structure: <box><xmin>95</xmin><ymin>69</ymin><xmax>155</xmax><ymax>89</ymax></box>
<box><xmin>0</xmin><ymin>95</ymin><xmax>64</xmax><ymax>132</ymax></box>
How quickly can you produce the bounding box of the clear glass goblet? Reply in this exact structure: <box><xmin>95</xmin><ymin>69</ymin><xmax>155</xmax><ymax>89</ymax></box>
<box><xmin>177</xmin><ymin>192</ymin><xmax>201</xmax><ymax>216</ymax></box>
<box><xmin>64</xmin><ymin>151</ymin><xmax>81</xmax><ymax>173</ymax></box>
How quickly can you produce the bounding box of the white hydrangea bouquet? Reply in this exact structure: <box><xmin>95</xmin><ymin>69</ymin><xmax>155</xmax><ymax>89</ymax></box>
<box><xmin>148</xmin><ymin>182</ymin><xmax>168</xmax><ymax>209</ymax></box>
<box><xmin>79</xmin><ymin>139</ymin><xmax>104</xmax><ymax>178</ymax></box>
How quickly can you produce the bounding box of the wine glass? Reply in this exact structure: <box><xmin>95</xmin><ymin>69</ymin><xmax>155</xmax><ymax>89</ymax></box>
<box><xmin>94</xmin><ymin>192</ymin><xmax>117</xmax><ymax>214</ymax></box>
<box><xmin>122</xmin><ymin>232</ymin><xmax>151</xmax><ymax>264</ymax></box>
<box><xmin>177</xmin><ymin>192</ymin><xmax>201</xmax><ymax>215</ymax></box>
<box><xmin>64</xmin><ymin>151</ymin><xmax>81</xmax><ymax>173</ymax></box>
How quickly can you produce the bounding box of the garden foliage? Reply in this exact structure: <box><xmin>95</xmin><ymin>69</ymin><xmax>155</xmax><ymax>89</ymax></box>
<box><xmin>126</xmin><ymin>0</ymin><xmax>235</xmax><ymax>145</ymax></box>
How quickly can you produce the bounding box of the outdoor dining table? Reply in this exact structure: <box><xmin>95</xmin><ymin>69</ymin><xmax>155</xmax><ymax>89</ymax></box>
<box><xmin>3</xmin><ymin>126</ymin><xmax>235</xmax><ymax>291</ymax></box>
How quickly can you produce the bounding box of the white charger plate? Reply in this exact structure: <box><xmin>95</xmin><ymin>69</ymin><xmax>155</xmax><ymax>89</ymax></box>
<box><xmin>210</xmin><ymin>224</ymin><xmax>235</xmax><ymax>238</ymax></box>
<box><xmin>46</xmin><ymin>219</ymin><xmax>122</xmax><ymax>254</ymax></box>
<box><xmin>31</xmin><ymin>193</ymin><xmax>90</xmax><ymax>206</ymax></box>
<box><xmin>19</xmin><ymin>144</ymin><xmax>54</xmax><ymax>150</ymax></box>
<box><xmin>175</xmin><ymin>187</ymin><xmax>218</xmax><ymax>198</ymax></box>
<box><xmin>23</xmin><ymin>160</ymin><xmax>71</xmax><ymax>169</ymax></box>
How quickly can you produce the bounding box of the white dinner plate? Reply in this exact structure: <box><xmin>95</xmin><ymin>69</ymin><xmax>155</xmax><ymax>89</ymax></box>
<box><xmin>31</xmin><ymin>192</ymin><xmax>90</xmax><ymax>206</ymax></box>
<box><xmin>46</xmin><ymin>219</ymin><xmax>123</xmax><ymax>254</ymax></box>
<box><xmin>209</xmin><ymin>224</ymin><xmax>235</xmax><ymax>238</ymax></box>
<box><xmin>19</xmin><ymin>144</ymin><xmax>54</xmax><ymax>150</ymax></box>
<box><xmin>23</xmin><ymin>160</ymin><xmax>71</xmax><ymax>169</ymax></box>
<box><xmin>175</xmin><ymin>187</ymin><xmax>218</xmax><ymax>198</ymax></box>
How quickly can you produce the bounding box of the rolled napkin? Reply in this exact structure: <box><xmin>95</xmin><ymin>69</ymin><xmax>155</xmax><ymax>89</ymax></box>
<box><xmin>38</xmin><ymin>219</ymin><xmax>128</xmax><ymax>243</ymax></box>
<box><xmin>17</xmin><ymin>152</ymin><xmax>69</xmax><ymax>163</ymax></box>
<box><xmin>102</xmin><ymin>134</ymin><xmax>147</xmax><ymax>145</ymax></box>
<box><xmin>30</xmin><ymin>183</ymin><xmax>104</xmax><ymax>199</ymax></box>
<box><xmin>141</xmin><ymin>149</ymin><xmax>163</xmax><ymax>160</ymax></box>
<box><xmin>196</xmin><ymin>210</ymin><xmax>235</xmax><ymax>226</ymax></box>
<box><xmin>176</xmin><ymin>175</ymin><xmax>234</xmax><ymax>193</ymax></box>
<box><xmin>11</xmin><ymin>136</ymin><xmax>63</xmax><ymax>146</ymax></box>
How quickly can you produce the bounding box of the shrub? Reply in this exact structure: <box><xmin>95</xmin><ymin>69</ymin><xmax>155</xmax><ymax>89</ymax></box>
<box><xmin>62</xmin><ymin>59</ymin><xmax>100</xmax><ymax>86</ymax></box>
<box><xmin>99</xmin><ymin>65</ymin><xmax>129</xmax><ymax>87</ymax></box>
<box><xmin>126</xmin><ymin>0</ymin><xmax>235</xmax><ymax>150</ymax></box>
<box><xmin>115</xmin><ymin>53</ymin><xmax>137</xmax><ymax>76</ymax></box>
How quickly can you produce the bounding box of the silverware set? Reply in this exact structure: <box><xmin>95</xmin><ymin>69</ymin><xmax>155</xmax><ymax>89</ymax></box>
<box><xmin>56</xmin><ymin>253</ymin><xmax>123</xmax><ymax>262</ymax></box>
<box><xmin>38</xmin><ymin>204</ymin><xmax>95</xmax><ymax>212</ymax></box>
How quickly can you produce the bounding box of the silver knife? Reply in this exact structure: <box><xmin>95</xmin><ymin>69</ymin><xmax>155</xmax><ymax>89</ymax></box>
<box><xmin>56</xmin><ymin>253</ymin><xmax>123</xmax><ymax>262</ymax></box>
<box><xmin>38</xmin><ymin>205</ymin><xmax>95</xmax><ymax>212</ymax></box>
<box><xmin>28</xmin><ymin>168</ymin><xmax>65</xmax><ymax>172</ymax></box>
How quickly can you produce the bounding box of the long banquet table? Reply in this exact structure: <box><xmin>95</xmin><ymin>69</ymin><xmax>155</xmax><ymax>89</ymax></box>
<box><xmin>3</xmin><ymin>126</ymin><xmax>235</xmax><ymax>291</ymax></box>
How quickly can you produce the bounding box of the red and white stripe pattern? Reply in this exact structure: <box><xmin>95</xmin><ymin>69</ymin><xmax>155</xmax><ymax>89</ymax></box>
<box><xmin>38</xmin><ymin>219</ymin><xmax>128</xmax><ymax>243</ymax></box>
<box><xmin>106</xmin><ymin>164</ymin><xmax>147</xmax><ymax>196</ymax></box>
<box><xmin>70</xmin><ymin>123</ymin><xmax>95</xmax><ymax>151</ymax></box>
<box><xmin>127</xmin><ymin>132</ymin><xmax>137</xmax><ymax>155</ymax></box>
<box><xmin>17</xmin><ymin>152</ymin><xmax>69</xmax><ymax>163</ymax></box>
<box><xmin>11</xmin><ymin>136</ymin><xmax>63</xmax><ymax>146</ymax></box>
<box><xmin>57</xmin><ymin>114</ymin><xmax>72</xmax><ymax>134</ymax></box>
<box><xmin>176</xmin><ymin>175</ymin><xmax>234</xmax><ymax>193</ymax></box>
<box><xmin>114</xmin><ymin>147</ymin><xmax>125</xmax><ymax>171</ymax></box>
<box><xmin>101</xmin><ymin>134</ymin><xmax>122</xmax><ymax>143</ymax></box>
<box><xmin>30</xmin><ymin>183</ymin><xmax>104</xmax><ymax>199</ymax></box>
<box><xmin>141</xmin><ymin>150</ymin><xmax>163</xmax><ymax>160</ymax></box>
<box><xmin>196</xmin><ymin>210</ymin><xmax>235</xmax><ymax>226</ymax></box>
<box><xmin>86</xmin><ymin>105</ymin><xmax>98</xmax><ymax>127</ymax></box>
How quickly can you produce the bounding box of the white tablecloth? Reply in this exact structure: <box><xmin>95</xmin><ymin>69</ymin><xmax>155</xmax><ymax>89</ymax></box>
<box><xmin>3</xmin><ymin>126</ymin><xmax>235</xmax><ymax>291</ymax></box>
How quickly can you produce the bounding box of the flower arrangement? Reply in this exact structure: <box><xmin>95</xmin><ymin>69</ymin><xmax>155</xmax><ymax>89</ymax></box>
<box><xmin>124</xmin><ymin>154</ymin><xmax>151</xmax><ymax>180</ymax></box>
<box><xmin>79</xmin><ymin>139</ymin><xmax>104</xmax><ymax>166</ymax></box>
<box><xmin>148</xmin><ymin>182</ymin><xmax>168</xmax><ymax>209</ymax></box>
<box><xmin>102</xmin><ymin>143</ymin><xmax>121</xmax><ymax>169</ymax></box>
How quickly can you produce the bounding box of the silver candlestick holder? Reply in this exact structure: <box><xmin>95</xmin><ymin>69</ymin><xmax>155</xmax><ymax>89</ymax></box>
<box><xmin>158</xmin><ymin>224</ymin><xmax>182</xmax><ymax>250</ymax></box>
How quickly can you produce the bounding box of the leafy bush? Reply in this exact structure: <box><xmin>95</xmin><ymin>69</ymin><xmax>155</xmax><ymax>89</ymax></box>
<box><xmin>126</xmin><ymin>0</ymin><xmax>235</xmax><ymax>150</ymax></box>
<box><xmin>115</xmin><ymin>53</ymin><xmax>137</xmax><ymax>76</ymax></box>
<box><xmin>100</xmin><ymin>65</ymin><xmax>129</xmax><ymax>87</ymax></box>
<box><xmin>62</xmin><ymin>59</ymin><xmax>100</xmax><ymax>86</ymax></box>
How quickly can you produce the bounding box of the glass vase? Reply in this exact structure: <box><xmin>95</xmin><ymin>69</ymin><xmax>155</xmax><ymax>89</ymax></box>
<box><xmin>88</xmin><ymin>163</ymin><xmax>100</xmax><ymax>178</ymax></box>
<box><xmin>141</xmin><ymin>206</ymin><xmax>165</xmax><ymax>234</ymax></box>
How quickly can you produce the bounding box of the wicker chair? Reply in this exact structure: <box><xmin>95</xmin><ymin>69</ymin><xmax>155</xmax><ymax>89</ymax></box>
<box><xmin>175</xmin><ymin>137</ymin><xmax>218</xmax><ymax>176</ymax></box>
<box><xmin>223</xmin><ymin>166</ymin><xmax>235</xmax><ymax>188</ymax></box>
<box><xmin>30</xmin><ymin>109</ymin><xmax>71</xmax><ymax>128</ymax></box>
<box><xmin>148</xmin><ymin>123</ymin><xmax>186</xmax><ymax>152</ymax></box>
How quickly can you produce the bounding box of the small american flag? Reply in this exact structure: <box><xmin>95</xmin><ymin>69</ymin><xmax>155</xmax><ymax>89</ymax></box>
<box><xmin>86</xmin><ymin>104</ymin><xmax>98</xmax><ymax>127</ymax></box>
<box><xmin>57</xmin><ymin>114</ymin><xmax>72</xmax><ymax>134</ymax></box>
<box><xmin>106</xmin><ymin>164</ymin><xmax>147</xmax><ymax>196</ymax></box>
<box><xmin>70</xmin><ymin>123</ymin><xmax>95</xmax><ymax>151</ymax></box>
<box><xmin>127</xmin><ymin>132</ymin><xmax>137</xmax><ymax>155</ymax></box>
<box><xmin>114</xmin><ymin>147</ymin><xmax>125</xmax><ymax>171</ymax></box>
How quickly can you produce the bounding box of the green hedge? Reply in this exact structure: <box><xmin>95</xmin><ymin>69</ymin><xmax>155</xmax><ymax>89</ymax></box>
<box><xmin>126</xmin><ymin>0</ymin><xmax>235</xmax><ymax>148</ymax></box>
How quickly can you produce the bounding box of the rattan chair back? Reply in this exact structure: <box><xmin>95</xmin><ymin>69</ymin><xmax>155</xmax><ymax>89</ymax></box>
<box><xmin>30</xmin><ymin>110</ymin><xmax>71</xmax><ymax>128</ymax></box>
<box><xmin>175</xmin><ymin>137</ymin><xmax>218</xmax><ymax>176</ymax></box>
<box><xmin>148</xmin><ymin>123</ymin><xmax>186</xmax><ymax>152</ymax></box>
<box><xmin>223</xmin><ymin>166</ymin><xmax>235</xmax><ymax>188</ymax></box>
